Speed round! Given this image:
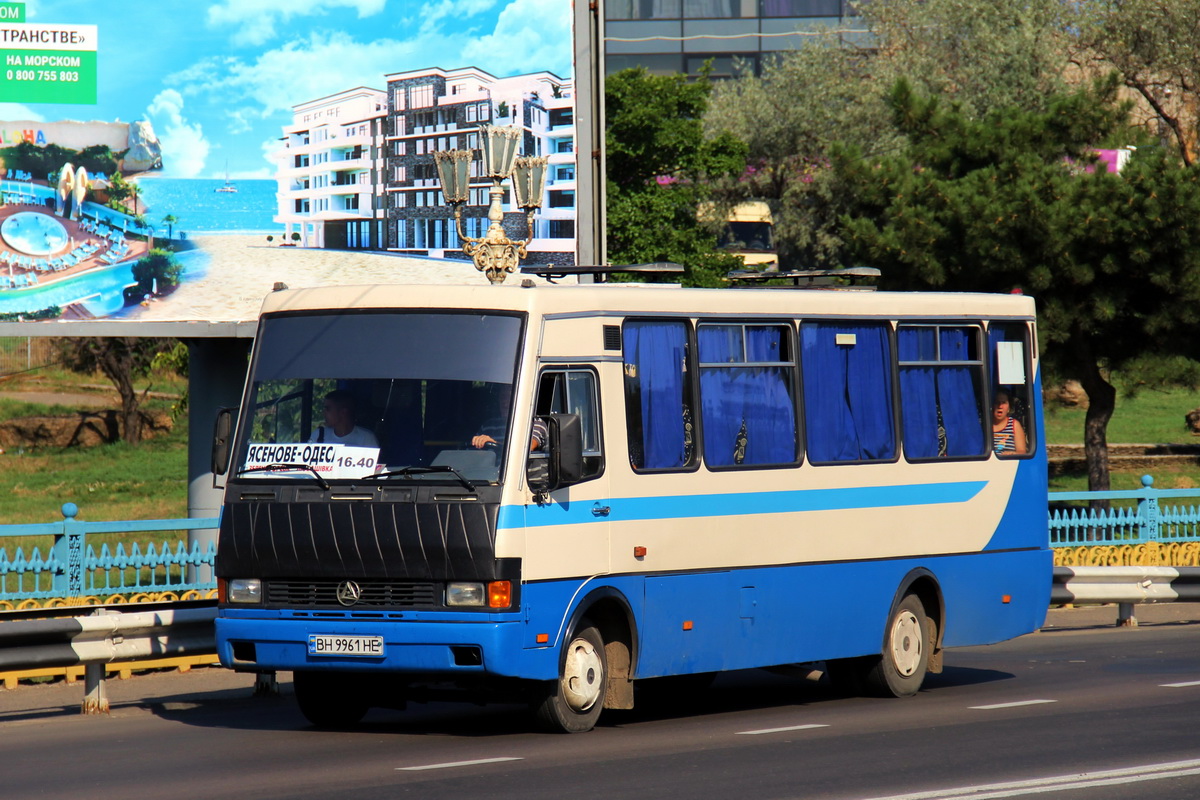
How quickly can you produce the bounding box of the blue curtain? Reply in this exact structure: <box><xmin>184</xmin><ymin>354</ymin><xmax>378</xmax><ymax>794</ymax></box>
<box><xmin>802</xmin><ymin>323</ymin><xmax>895</xmax><ymax>462</ymax></box>
<box><xmin>937</xmin><ymin>328</ymin><xmax>985</xmax><ymax>456</ymax></box>
<box><xmin>625</xmin><ymin>321</ymin><xmax>689</xmax><ymax>469</ymax></box>
<box><xmin>745</xmin><ymin>327</ymin><xmax>797</xmax><ymax>464</ymax></box>
<box><xmin>699</xmin><ymin>326</ymin><xmax>743</xmax><ymax>466</ymax></box>
<box><xmin>899</xmin><ymin>328</ymin><xmax>940</xmax><ymax>459</ymax></box>
<box><xmin>699</xmin><ymin>326</ymin><xmax>796</xmax><ymax>466</ymax></box>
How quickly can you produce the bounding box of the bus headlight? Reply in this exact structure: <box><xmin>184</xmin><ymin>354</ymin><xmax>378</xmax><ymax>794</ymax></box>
<box><xmin>227</xmin><ymin>578</ymin><xmax>262</xmax><ymax>604</ymax></box>
<box><xmin>446</xmin><ymin>582</ymin><xmax>485</xmax><ymax>607</ymax></box>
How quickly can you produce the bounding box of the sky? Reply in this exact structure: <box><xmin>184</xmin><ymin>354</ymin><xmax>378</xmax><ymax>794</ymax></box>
<box><xmin>0</xmin><ymin>0</ymin><xmax>575</xmax><ymax>179</ymax></box>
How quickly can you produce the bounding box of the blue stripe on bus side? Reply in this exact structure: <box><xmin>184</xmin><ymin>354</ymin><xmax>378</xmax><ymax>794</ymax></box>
<box><xmin>499</xmin><ymin>480</ymin><xmax>987</xmax><ymax>530</ymax></box>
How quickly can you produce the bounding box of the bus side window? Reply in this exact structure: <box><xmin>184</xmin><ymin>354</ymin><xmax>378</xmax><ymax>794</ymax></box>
<box><xmin>697</xmin><ymin>322</ymin><xmax>798</xmax><ymax>467</ymax></box>
<box><xmin>898</xmin><ymin>325</ymin><xmax>987</xmax><ymax>460</ymax></box>
<box><xmin>531</xmin><ymin>368</ymin><xmax>604</xmax><ymax>482</ymax></box>
<box><xmin>800</xmin><ymin>321</ymin><xmax>896</xmax><ymax>463</ymax></box>
<box><xmin>988</xmin><ymin>322</ymin><xmax>1035</xmax><ymax>457</ymax></box>
<box><xmin>623</xmin><ymin>320</ymin><xmax>695</xmax><ymax>471</ymax></box>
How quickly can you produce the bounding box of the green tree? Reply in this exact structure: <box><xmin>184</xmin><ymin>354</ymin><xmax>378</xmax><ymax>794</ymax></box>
<box><xmin>107</xmin><ymin>172</ymin><xmax>133</xmax><ymax>203</ymax></box>
<box><xmin>58</xmin><ymin>338</ymin><xmax>177</xmax><ymax>444</ymax></box>
<box><xmin>152</xmin><ymin>341</ymin><xmax>190</xmax><ymax>419</ymax></box>
<box><xmin>706</xmin><ymin>41</ymin><xmax>897</xmax><ymax>269</ymax></box>
<box><xmin>1073</xmin><ymin>0</ymin><xmax>1200</xmax><ymax>165</ymax></box>
<box><xmin>859</xmin><ymin>0</ymin><xmax>1073</xmax><ymax>119</ymax></box>
<box><xmin>1</xmin><ymin>140</ymin><xmax>74</xmax><ymax>181</ymax></box>
<box><xmin>836</xmin><ymin>80</ymin><xmax>1200</xmax><ymax>490</ymax></box>
<box><xmin>161</xmin><ymin>214</ymin><xmax>178</xmax><ymax>240</ymax></box>
<box><xmin>706</xmin><ymin>0</ymin><xmax>1075</xmax><ymax>270</ymax></box>
<box><xmin>75</xmin><ymin>144</ymin><xmax>123</xmax><ymax>177</ymax></box>
<box><xmin>605</xmin><ymin>67</ymin><xmax>748</xmax><ymax>286</ymax></box>
<box><xmin>131</xmin><ymin>249</ymin><xmax>184</xmax><ymax>296</ymax></box>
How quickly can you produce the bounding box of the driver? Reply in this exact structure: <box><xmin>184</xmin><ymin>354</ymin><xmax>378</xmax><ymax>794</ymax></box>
<box><xmin>310</xmin><ymin>389</ymin><xmax>379</xmax><ymax>448</ymax></box>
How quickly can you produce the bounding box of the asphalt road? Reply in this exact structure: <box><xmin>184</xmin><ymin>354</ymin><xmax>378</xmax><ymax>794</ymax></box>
<box><xmin>3</xmin><ymin>604</ymin><xmax>1199</xmax><ymax>800</ymax></box>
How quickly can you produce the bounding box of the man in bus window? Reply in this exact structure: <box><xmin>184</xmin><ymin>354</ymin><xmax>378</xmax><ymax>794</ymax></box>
<box><xmin>310</xmin><ymin>389</ymin><xmax>379</xmax><ymax>448</ymax></box>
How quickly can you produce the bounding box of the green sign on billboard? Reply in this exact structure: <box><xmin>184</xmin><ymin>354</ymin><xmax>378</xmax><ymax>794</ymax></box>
<box><xmin>0</xmin><ymin>23</ymin><xmax>96</xmax><ymax>104</ymax></box>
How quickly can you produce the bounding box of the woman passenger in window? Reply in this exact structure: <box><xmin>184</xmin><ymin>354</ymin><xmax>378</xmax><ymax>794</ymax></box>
<box><xmin>992</xmin><ymin>390</ymin><xmax>1027</xmax><ymax>455</ymax></box>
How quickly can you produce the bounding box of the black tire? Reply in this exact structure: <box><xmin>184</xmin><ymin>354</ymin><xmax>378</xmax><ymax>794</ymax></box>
<box><xmin>534</xmin><ymin>622</ymin><xmax>607</xmax><ymax>733</ymax></box>
<box><xmin>861</xmin><ymin>593</ymin><xmax>931</xmax><ymax>698</ymax></box>
<box><xmin>293</xmin><ymin>670</ymin><xmax>370</xmax><ymax>727</ymax></box>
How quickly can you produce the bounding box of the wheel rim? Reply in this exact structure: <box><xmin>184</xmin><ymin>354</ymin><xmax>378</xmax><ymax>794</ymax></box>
<box><xmin>561</xmin><ymin>636</ymin><xmax>604</xmax><ymax>712</ymax></box>
<box><xmin>890</xmin><ymin>609</ymin><xmax>923</xmax><ymax>677</ymax></box>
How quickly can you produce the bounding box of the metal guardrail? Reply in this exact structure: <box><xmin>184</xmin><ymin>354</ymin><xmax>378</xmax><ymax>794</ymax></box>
<box><xmin>1052</xmin><ymin>565</ymin><xmax>1200</xmax><ymax>627</ymax></box>
<box><xmin>1052</xmin><ymin>566</ymin><xmax>1200</xmax><ymax>605</ymax></box>
<box><xmin>1</xmin><ymin>566</ymin><xmax>1193</xmax><ymax>714</ymax></box>
<box><xmin>0</xmin><ymin>503</ymin><xmax>217</xmax><ymax>603</ymax></box>
<box><xmin>1050</xmin><ymin>475</ymin><xmax>1200</xmax><ymax>547</ymax></box>
<box><xmin>0</xmin><ymin>482</ymin><xmax>1196</xmax><ymax>712</ymax></box>
<box><xmin>0</xmin><ymin>605</ymin><xmax>216</xmax><ymax>712</ymax></box>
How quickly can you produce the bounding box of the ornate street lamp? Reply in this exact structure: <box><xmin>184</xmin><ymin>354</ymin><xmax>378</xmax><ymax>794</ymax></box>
<box><xmin>435</xmin><ymin>124</ymin><xmax>548</xmax><ymax>284</ymax></box>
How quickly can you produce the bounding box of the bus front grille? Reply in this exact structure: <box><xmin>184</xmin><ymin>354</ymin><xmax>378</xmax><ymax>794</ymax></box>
<box><xmin>265</xmin><ymin>580</ymin><xmax>438</xmax><ymax>609</ymax></box>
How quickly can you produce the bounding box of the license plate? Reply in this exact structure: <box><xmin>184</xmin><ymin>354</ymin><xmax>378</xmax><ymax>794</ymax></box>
<box><xmin>307</xmin><ymin>634</ymin><xmax>385</xmax><ymax>657</ymax></box>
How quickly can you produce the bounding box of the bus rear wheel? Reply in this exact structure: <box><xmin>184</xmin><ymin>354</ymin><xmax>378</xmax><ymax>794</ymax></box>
<box><xmin>293</xmin><ymin>670</ymin><xmax>370</xmax><ymax>727</ymax></box>
<box><xmin>863</xmin><ymin>593</ymin><xmax>931</xmax><ymax>698</ymax></box>
<box><xmin>534</xmin><ymin>622</ymin><xmax>607</xmax><ymax>733</ymax></box>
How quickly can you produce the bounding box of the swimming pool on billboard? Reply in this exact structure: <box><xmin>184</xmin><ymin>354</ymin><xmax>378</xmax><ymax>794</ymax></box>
<box><xmin>0</xmin><ymin>248</ymin><xmax>210</xmax><ymax>317</ymax></box>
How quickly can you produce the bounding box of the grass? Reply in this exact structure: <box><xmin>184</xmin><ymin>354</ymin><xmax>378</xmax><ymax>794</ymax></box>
<box><xmin>1043</xmin><ymin>386</ymin><xmax>1200</xmax><ymax>446</ymax></box>
<box><xmin>1044</xmin><ymin>384</ymin><xmax>1200</xmax><ymax>494</ymax></box>
<box><xmin>4</xmin><ymin>356</ymin><xmax>1200</xmax><ymax>518</ymax></box>
<box><xmin>1</xmin><ymin>424</ymin><xmax>189</xmax><ymax>524</ymax></box>
<box><xmin>0</xmin><ymin>358</ymin><xmax>192</xmax><ymax>597</ymax></box>
<box><xmin>1</xmin><ymin>355</ymin><xmax>189</xmax><ymax>525</ymax></box>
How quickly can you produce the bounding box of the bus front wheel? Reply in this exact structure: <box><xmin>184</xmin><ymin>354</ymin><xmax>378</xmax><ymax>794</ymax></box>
<box><xmin>534</xmin><ymin>622</ymin><xmax>607</xmax><ymax>733</ymax></box>
<box><xmin>863</xmin><ymin>593</ymin><xmax>931</xmax><ymax>698</ymax></box>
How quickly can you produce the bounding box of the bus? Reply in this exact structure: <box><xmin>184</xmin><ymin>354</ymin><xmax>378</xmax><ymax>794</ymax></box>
<box><xmin>212</xmin><ymin>281</ymin><xmax>1049</xmax><ymax>733</ymax></box>
<box><xmin>718</xmin><ymin>201</ymin><xmax>776</xmax><ymax>269</ymax></box>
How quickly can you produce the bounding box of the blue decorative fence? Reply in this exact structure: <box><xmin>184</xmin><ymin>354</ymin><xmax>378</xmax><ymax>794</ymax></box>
<box><xmin>1049</xmin><ymin>475</ymin><xmax>1200</xmax><ymax>547</ymax></box>
<box><xmin>0</xmin><ymin>503</ymin><xmax>217</xmax><ymax>604</ymax></box>
<box><xmin>3</xmin><ymin>476</ymin><xmax>1200</xmax><ymax>604</ymax></box>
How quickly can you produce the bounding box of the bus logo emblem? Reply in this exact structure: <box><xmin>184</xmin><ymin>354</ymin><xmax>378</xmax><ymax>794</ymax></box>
<box><xmin>335</xmin><ymin>581</ymin><xmax>362</xmax><ymax>607</ymax></box>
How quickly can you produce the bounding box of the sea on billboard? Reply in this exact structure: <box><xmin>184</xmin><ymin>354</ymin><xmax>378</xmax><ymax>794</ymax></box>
<box><xmin>0</xmin><ymin>3</ymin><xmax>578</xmax><ymax>326</ymax></box>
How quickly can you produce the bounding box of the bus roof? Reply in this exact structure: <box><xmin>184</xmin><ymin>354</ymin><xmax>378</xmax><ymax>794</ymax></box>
<box><xmin>258</xmin><ymin>282</ymin><xmax>1037</xmax><ymax>320</ymax></box>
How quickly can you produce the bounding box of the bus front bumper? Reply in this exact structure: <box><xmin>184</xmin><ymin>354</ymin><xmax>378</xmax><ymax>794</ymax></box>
<box><xmin>215</xmin><ymin>613</ymin><xmax>558</xmax><ymax>680</ymax></box>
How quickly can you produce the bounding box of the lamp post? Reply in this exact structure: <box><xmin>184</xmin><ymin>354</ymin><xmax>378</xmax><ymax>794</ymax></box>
<box><xmin>434</xmin><ymin>124</ymin><xmax>548</xmax><ymax>284</ymax></box>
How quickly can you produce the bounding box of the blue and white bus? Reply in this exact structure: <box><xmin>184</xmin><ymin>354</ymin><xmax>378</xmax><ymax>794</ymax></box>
<box><xmin>213</xmin><ymin>282</ymin><xmax>1049</xmax><ymax>732</ymax></box>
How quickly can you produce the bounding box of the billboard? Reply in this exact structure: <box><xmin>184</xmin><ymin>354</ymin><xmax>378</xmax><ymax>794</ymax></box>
<box><xmin>0</xmin><ymin>0</ymin><xmax>577</xmax><ymax>325</ymax></box>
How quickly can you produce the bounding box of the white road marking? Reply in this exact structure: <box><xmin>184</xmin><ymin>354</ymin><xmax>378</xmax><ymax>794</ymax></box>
<box><xmin>1161</xmin><ymin>679</ymin><xmax>1200</xmax><ymax>688</ymax></box>
<box><xmin>735</xmin><ymin>723</ymin><xmax>830</xmax><ymax>735</ymax></box>
<box><xmin>969</xmin><ymin>699</ymin><xmax>1057</xmax><ymax>710</ymax></box>
<box><xmin>855</xmin><ymin>758</ymin><xmax>1200</xmax><ymax>800</ymax></box>
<box><xmin>397</xmin><ymin>757</ymin><xmax>523</xmax><ymax>772</ymax></box>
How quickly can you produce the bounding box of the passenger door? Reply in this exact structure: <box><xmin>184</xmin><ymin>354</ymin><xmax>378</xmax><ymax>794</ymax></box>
<box><xmin>522</xmin><ymin>366</ymin><xmax>610</xmax><ymax>581</ymax></box>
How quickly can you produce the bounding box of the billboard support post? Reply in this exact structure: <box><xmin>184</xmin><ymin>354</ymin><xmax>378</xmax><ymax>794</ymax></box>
<box><xmin>185</xmin><ymin>337</ymin><xmax>251</xmax><ymax>584</ymax></box>
<box><xmin>572</xmin><ymin>0</ymin><xmax>606</xmax><ymax>276</ymax></box>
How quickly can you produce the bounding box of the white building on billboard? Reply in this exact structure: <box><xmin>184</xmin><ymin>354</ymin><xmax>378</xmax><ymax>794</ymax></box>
<box><xmin>274</xmin><ymin>67</ymin><xmax>576</xmax><ymax>264</ymax></box>
<box><xmin>383</xmin><ymin>66</ymin><xmax>575</xmax><ymax>265</ymax></box>
<box><xmin>274</xmin><ymin>87</ymin><xmax>388</xmax><ymax>250</ymax></box>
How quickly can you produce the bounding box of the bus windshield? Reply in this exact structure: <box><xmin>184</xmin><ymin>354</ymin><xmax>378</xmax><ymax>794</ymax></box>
<box><xmin>233</xmin><ymin>311</ymin><xmax>523</xmax><ymax>483</ymax></box>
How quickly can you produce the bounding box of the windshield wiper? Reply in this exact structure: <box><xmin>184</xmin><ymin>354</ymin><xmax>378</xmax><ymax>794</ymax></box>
<box><xmin>236</xmin><ymin>463</ymin><xmax>331</xmax><ymax>490</ymax></box>
<box><xmin>360</xmin><ymin>465</ymin><xmax>476</xmax><ymax>492</ymax></box>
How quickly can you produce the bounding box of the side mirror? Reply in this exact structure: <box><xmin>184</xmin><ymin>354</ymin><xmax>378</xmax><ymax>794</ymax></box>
<box><xmin>211</xmin><ymin>407</ymin><xmax>236</xmax><ymax>477</ymax></box>
<box><xmin>549</xmin><ymin>413</ymin><xmax>584</xmax><ymax>487</ymax></box>
<box><xmin>528</xmin><ymin>413</ymin><xmax>583</xmax><ymax>494</ymax></box>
